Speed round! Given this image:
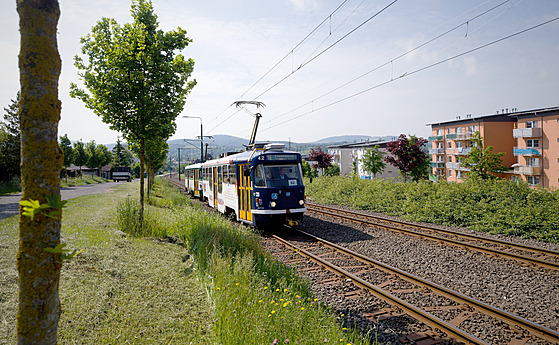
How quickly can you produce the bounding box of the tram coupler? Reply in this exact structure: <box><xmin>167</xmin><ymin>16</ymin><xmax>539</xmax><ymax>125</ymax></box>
<box><xmin>286</xmin><ymin>219</ymin><xmax>299</xmax><ymax>227</ymax></box>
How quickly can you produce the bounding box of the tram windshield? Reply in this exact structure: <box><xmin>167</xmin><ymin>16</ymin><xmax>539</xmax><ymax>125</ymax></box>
<box><xmin>254</xmin><ymin>164</ymin><xmax>303</xmax><ymax>188</ymax></box>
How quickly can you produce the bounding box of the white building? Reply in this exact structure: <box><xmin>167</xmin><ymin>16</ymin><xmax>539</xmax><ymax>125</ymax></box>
<box><xmin>327</xmin><ymin>140</ymin><xmax>401</xmax><ymax>180</ymax></box>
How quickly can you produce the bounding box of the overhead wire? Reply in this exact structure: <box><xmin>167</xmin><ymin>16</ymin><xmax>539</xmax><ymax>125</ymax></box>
<box><xmin>203</xmin><ymin>0</ymin><xmax>351</xmax><ymax>130</ymax></box>
<box><xmin>259</xmin><ymin>15</ymin><xmax>559</xmax><ymax>133</ymax></box>
<box><xmin>262</xmin><ymin>0</ymin><xmax>516</xmax><ymax>125</ymax></box>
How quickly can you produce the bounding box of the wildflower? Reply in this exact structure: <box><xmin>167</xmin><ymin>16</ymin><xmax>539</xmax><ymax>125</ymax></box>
<box><xmin>283</xmin><ymin>302</ymin><xmax>289</xmax><ymax>307</ymax></box>
<box><xmin>285</xmin><ymin>340</ymin><xmax>289</xmax><ymax>343</ymax></box>
<box><xmin>342</xmin><ymin>328</ymin><xmax>347</xmax><ymax>330</ymax></box>
<box><xmin>259</xmin><ymin>300</ymin><xmax>263</xmax><ymax>303</ymax></box>
<box><xmin>268</xmin><ymin>314</ymin><xmax>272</xmax><ymax>317</ymax></box>
<box><xmin>280</xmin><ymin>299</ymin><xmax>284</xmax><ymax>302</ymax></box>
<box><xmin>271</xmin><ymin>300</ymin><xmax>275</xmax><ymax>304</ymax></box>
<box><xmin>236</xmin><ymin>283</ymin><xmax>239</xmax><ymax>286</ymax></box>
<box><xmin>264</xmin><ymin>286</ymin><xmax>268</xmax><ymax>290</ymax></box>
<box><xmin>216</xmin><ymin>287</ymin><xmax>221</xmax><ymax>290</ymax></box>
<box><xmin>271</xmin><ymin>310</ymin><xmax>276</xmax><ymax>314</ymax></box>
<box><xmin>272</xmin><ymin>339</ymin><xmax>278</xmax><ymax>345</ymax></box>
<box><xmin>324</xmin><ymin>339</ymin><xmax>328</xmax><ymax>343</ymax></box>
<box><xmin>284</xmin><ymin>288</ymin><xmax>288</xmax><ymax>292</ymax></box>
<box><xmin>301</xmin><ymin>307</ymin><xmax>305</xmax><ymax>311</ymax></box>
<box><xmin>276</xmin><ymin>288</ymin><xmax>280</xmax><ymax>292</ymax></box>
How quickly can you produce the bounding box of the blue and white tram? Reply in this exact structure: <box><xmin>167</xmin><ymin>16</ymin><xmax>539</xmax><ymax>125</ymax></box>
<box><xmin>184</xmin><ymin>143</ymin><xmax>306</xmax><ymax>228</ymax></box>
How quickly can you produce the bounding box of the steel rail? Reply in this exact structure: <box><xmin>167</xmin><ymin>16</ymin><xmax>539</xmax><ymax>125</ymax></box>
<box><xmin>307</xmin><ymin>202</ymin><xmax>559</xmax><ymax>257</ymax></box>
<box><xmin>268</xmin><ymin>232</ymin><xmax>489</xmax><ymax>345</ymax></box>
<box><xmin>293</xmin><ymin>229</ymin><xmax>559</xmax><ymax>344</ymax></box>
<box><xmin>306</xmin><ymin>203</ymin><xmax>559</xmax><ymax>270</ymax></box>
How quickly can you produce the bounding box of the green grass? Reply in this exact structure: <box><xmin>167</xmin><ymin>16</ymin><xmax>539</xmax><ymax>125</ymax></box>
<box><xmin>60</xmin><ymin>174</ymin><xmax>110</xmax><ymax>187</ymax></box>
<box><xmin>1</xmin><ymin>179</ymin><xmax>374</xmax><ymax>344</ymax></box>
<box><xmin>0</xmin><ymin>177</ymin><xmax>21</xmax><ymax>195</ymax></box>
<box><xmin>0</xmin><ymin>181</ymin><xmax>215</xmax><ymax>344</ymax></box>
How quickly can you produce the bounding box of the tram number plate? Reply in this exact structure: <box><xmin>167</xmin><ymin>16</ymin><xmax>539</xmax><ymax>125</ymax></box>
<box><xmin>288</xmin><ymin>179</ymin><xmax>297</xmax><ymax>186</ymax></box>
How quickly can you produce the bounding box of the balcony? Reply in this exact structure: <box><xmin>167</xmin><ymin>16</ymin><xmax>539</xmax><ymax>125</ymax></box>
<box><xmin>514</xmin><ymin>166</ymin><xmax>541</xmax><ymax>175</ymax></box>
<box><xmin>513</xmin><ymin>128</ymin><xmax>542</xmax><ymax>138</ymax></box>
<box><xmin>447</xmin><ymin>147</ymin><xmax>472</xmax><ymax>155</ymax></box>
<box><xmin>446</xmin><ymin>162</ymin><xmax>467</xmax><ymax>170</ymax></box>
<box><xmin>513</xmin><ymin>147</ymin><xmax>541</xmax><ymax>156</ymax></box>
<box><xmin>446</xmin><ymin>132</ymin><xmax>473</xmax><ymax>140</ymax></box>
<box><xmin>429</xmin><ymin>135</ymin><xmax>444</xmax><ymax>141</ymax></box>
<box><xmin>430</xmin><ymin>162</ymin><xmax>445</xmax><ymax>168</ymax></box>
<box><xmin>429</xmin><ymin>148</ymin><xmax>445</xmax><ymax>154</ymax></box>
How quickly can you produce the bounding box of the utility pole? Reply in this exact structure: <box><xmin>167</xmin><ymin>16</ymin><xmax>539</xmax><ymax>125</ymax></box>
<box><xmin>177</xmin><ymin>147</ymin><xmax>188</xmax><ymax>181</ymax></box>
<box><xmin>183</xmin><ymin>116</ymin><xmax>204</xmax><ymax>162</ymax></box>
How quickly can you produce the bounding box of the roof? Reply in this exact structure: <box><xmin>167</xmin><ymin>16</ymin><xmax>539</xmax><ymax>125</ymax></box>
<box><xmin>327</xmin><ymin>139</ymin><xmax>395</xmax><ymax>149</ymax></box>
<box><xmin>508</xmin><ymin>106</ymin><xmax>559</xmax><ymax>119</ymax></box>
<box><xmin>427</xmin><ymin>106</ymin><xmax>559</xmax><ymax>127</ymax></box>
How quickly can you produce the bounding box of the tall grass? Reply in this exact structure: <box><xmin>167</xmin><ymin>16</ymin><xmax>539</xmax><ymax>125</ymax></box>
<box><xmin>305</xmin><ymin>176</ymin><xmax>559</xmax><ymax>243</ymax></box>
<box><xmin>117</xmin><ymin>178</ymin><xmax>373</xmax><ymax>344</ymax></box>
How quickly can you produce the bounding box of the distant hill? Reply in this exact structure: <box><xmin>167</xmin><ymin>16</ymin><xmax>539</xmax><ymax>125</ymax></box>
<box><xmin>104</xmin><ymin>134</ymin><xmax>398</xmax><ymax>161</ymax></box>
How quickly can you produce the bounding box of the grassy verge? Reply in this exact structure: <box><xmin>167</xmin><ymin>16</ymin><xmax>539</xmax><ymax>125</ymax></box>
<box><xmin>0</xmin><ymin>181</ymin><xmax>215</xmax><ymax>344</ymax></box>
<box><xmin>119</xmin><ymin>178</ymin><xmax>373</xmax><ymax>344</ymax></box>
<box><xmin>1</xmin><ymin>178</ymin><xmax>373</xmax><ymax>344</ymax></box>
<box><xmin>60</xmin><ymin>174</ymin><xmax>110</xmax><ymax>187</ymax></box>
<box><xmin>305</xmin><ymin>176</ymin><xmax>559</xmax><ymax>243</ymax></box>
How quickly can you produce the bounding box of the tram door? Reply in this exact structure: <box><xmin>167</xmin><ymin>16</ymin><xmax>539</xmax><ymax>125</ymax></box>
<box><xmin>213</xmin><ymin>167</ymin><xmax>218</xmax><ymax>207</ymax></box>
<box><xmin>237</xmin><ymin>164</ymin><xmax>252</xmax><ymax>222</ymax></box>
<box><xmin>194</xmin><ymin>169</ymin><xmax>199</xmax><ymax>197</ymax></box>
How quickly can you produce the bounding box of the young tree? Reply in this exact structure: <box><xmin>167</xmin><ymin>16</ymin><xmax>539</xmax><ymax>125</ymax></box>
<box><xmin>360</xmin><ymin>145</ymin><xmax>385</xmax><ymax>178</ymax></box>
<box><xmin>70</xmin><ymin>0</ymin><xmax>196</xmax><ymax>223</ymax></box>
<box><xmin>112</xmin><ymin>137</ymin><xmax>134</xmax><ymax>167</ymax></box>
<box><xmin>0</xmin><ymin>93</ymin><xmax>21</xmax><ymax>182</ymax></box>
<box><xmin>59</xmin><ymin>134</ymin><xmax>73</xmax><ymax>180</ymax></box>
<box><xmin>385</xmin><ymin>134</ymin><xmax>429</xmax><ymax>182</ymax></box>
<box><xmin>308</xmin><ymin>147</ymin><xmax>333</xmax><ymax>175</ymax></box>
<box><xmin>17</xmin><ymin>0</ymin><xmax>63</xmax><ymax>343</ymax></box>
<box><xmin>324</xmin><ymin>164</ymin><xmax>340</xmax><ymax>176</ymax></box>
<box><xmin>463</xmin><ymin>131</ymin><xmax>508</xmax><ymax>179</ymax></box>
<box><xmin>72</xmin><ymin>141</ymin><xmax>88</xmax><ymax>177</ymax></box>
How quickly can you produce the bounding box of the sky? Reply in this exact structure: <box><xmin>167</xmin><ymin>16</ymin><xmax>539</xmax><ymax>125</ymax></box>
<box><xmin>1</xmin><ymin>0</ymin><xmax>558</xmax><ymax>146</ymax></box>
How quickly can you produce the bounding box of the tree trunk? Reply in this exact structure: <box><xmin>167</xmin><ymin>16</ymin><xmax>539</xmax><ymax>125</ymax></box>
<box><xmin>139</xmin><ymin>137</ymin><xmax>145</xmax><ymax>226</ymax></box>
<box><xmin>146</xmin><ymin>160</ymin><xmax>152</xmax><ymax>200</ymax></box>
<box><xmin>17</xmin><ymin>1</ymin><xmax>62</xmax><ymax>344</ymax></box>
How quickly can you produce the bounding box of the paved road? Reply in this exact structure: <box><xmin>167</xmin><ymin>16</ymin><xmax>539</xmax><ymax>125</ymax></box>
<box><xmin>0</xmin><ymin>182</ymin><xmax>123</xmax><ymax>220</ymax></box>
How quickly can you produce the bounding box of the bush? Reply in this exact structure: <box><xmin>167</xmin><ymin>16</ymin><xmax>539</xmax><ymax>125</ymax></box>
<box><xmin>305</xmin><ymin>176</ymin><xmax>559</xmax><ymax>243</ymax></box>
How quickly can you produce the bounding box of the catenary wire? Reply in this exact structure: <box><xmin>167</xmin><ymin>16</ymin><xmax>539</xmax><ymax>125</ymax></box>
<box><xmin>259</xmin><ymin>16</ymin><xmax>559</xmax><ymax>133</ymax></box>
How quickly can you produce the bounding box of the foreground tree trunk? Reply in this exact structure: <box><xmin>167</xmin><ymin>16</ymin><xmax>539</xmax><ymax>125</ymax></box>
<box><xmin>17</xmin><ymin>0</ymin><xmax>63</xmax><ymax>344</ymax></box>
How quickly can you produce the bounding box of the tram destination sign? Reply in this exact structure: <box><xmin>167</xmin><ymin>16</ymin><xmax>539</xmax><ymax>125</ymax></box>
<box><xmin>264</xmin><ymin>154</ymin><xmax>299</xmax><ymax>161</ymax></box>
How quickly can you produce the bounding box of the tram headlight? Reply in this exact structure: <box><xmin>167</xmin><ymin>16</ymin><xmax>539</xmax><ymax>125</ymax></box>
<box><xmin>299</xmin><ymin>200</ymin><xmax>305</xmax><ymax>206</ymax></box>
<box><xmin>270</xmin><ymin>201</ymin><xmax>277</xmax><ymax>208</ymax></box>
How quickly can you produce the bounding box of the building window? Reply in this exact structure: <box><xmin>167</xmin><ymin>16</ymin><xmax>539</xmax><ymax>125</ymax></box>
<box><xmin>526</xmin><ymin>157</ymin><xmax>539</xmax><ymax>167</ymax></box>
<box><xmin>527</xmin><ymin>176</ymin><xmax>540</xmax><ymax>186</ymax></box>
<box><xmin>455</xmin><ymin>141</ymin><xmax>464</xmax><ymax>148</ymax></box>
<box><xmin>436</xmin><ymin>129</ymin><xmax>443</xmax><ymax>136</ymax></box>
<box><xmin>468</xmin><ymin>125</ymin><xmax>477</xmax><ymax>133</ymax></box>
<box><xmin>437</xmin><ymin>155</ymin><xmax>444</xmax><ymax>162</ymax></box>
<box><xmin>526</xmin><ymin>120</ymin><xmax>538</xmax><ymax>128</ymax></box>
<box><xmin>526</xmin><ymin>139</ymin><xmax>539</xmax><ymax>148</ymax></box>
<box><xmin>456</xmin><ymin>171</ymin><xmax>463</xmax><ymax>179</ymax></box>
<box><xmin>448</xmin><ymin>128</ymin><xmax>452</xmax><ymax>134</ymax></box>
<box><xmin>448</xmin><ymin>170</ymin><xmax>452</xmax><ymax>177</ymax></box>
<box><xmin>437</xmin><ymin>142</ymin><xmax>444</xmax><ymax>149</ymax></box>
<box><xmin>448</xmin><ymin>156</ymin><xmax>452</xmax><ymax>162</ymax></box>
<box><xmin>447</xmin><ymin>141</ymin><xmax>452</xmax><ymax>148</ymax></box>
<box><xmin>456</xmin><ymin>127</ymin><xmax>463</xmax><ymax>133</ymax></box>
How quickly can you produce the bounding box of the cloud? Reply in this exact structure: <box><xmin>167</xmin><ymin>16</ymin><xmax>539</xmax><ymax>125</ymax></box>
<box><xmin>463</xmin><ymin>56</ymin><xmax>477</xmax><ymax>76</ymax></box>
<box><xmin>288</xmin><ymin>0</ymin><xmax>319</xmax><ymax>12</ymax></box>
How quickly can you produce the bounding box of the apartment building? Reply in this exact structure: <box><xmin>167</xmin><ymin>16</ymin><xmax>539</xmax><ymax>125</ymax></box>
<box><xmin>428</xmin><ymin>112</ymin><xmax>517</xmax><ymax>182</ymax></box>
<box><xmin>511</xmin><ymin>107</ymin><xmax>559</xmax><ymax>188</ymax></box>
<box><xmin>328</xmin><ymin>140</ymin><xmax>400</xmax><ymax>180</ymax></box>
<box><xmin>428</xmin><ymin>106</ymin><xmax>559</xmax><ymax>188</ymax></box>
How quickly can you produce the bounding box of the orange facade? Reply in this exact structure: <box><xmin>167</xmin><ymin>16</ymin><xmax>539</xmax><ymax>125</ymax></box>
<box><xmin>428</xmin><ymin>107</ymin><xmax>559</xmax><ymax>188</ymax></box>
<box><xmin>512</xmin><ymin>108</ymin><xmax>559</xmax><ymax>188</ymax></box>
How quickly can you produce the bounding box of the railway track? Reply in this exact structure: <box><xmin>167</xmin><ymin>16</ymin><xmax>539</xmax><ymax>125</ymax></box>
<box><xmin>306</xmin><ymin>202</ymin><xmax>559</xmax><ymax>271</ymax></box>
<box><xmin>263</xmin><ymin>229</ymin><xmax>559</xmax><ymax>345</ymax></box>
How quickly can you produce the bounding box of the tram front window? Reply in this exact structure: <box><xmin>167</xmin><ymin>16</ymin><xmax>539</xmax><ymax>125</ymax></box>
<box><xmin>254</xmin><ymin>164</ymin><xmax>303</xmax><ymax>187</ymax></box>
